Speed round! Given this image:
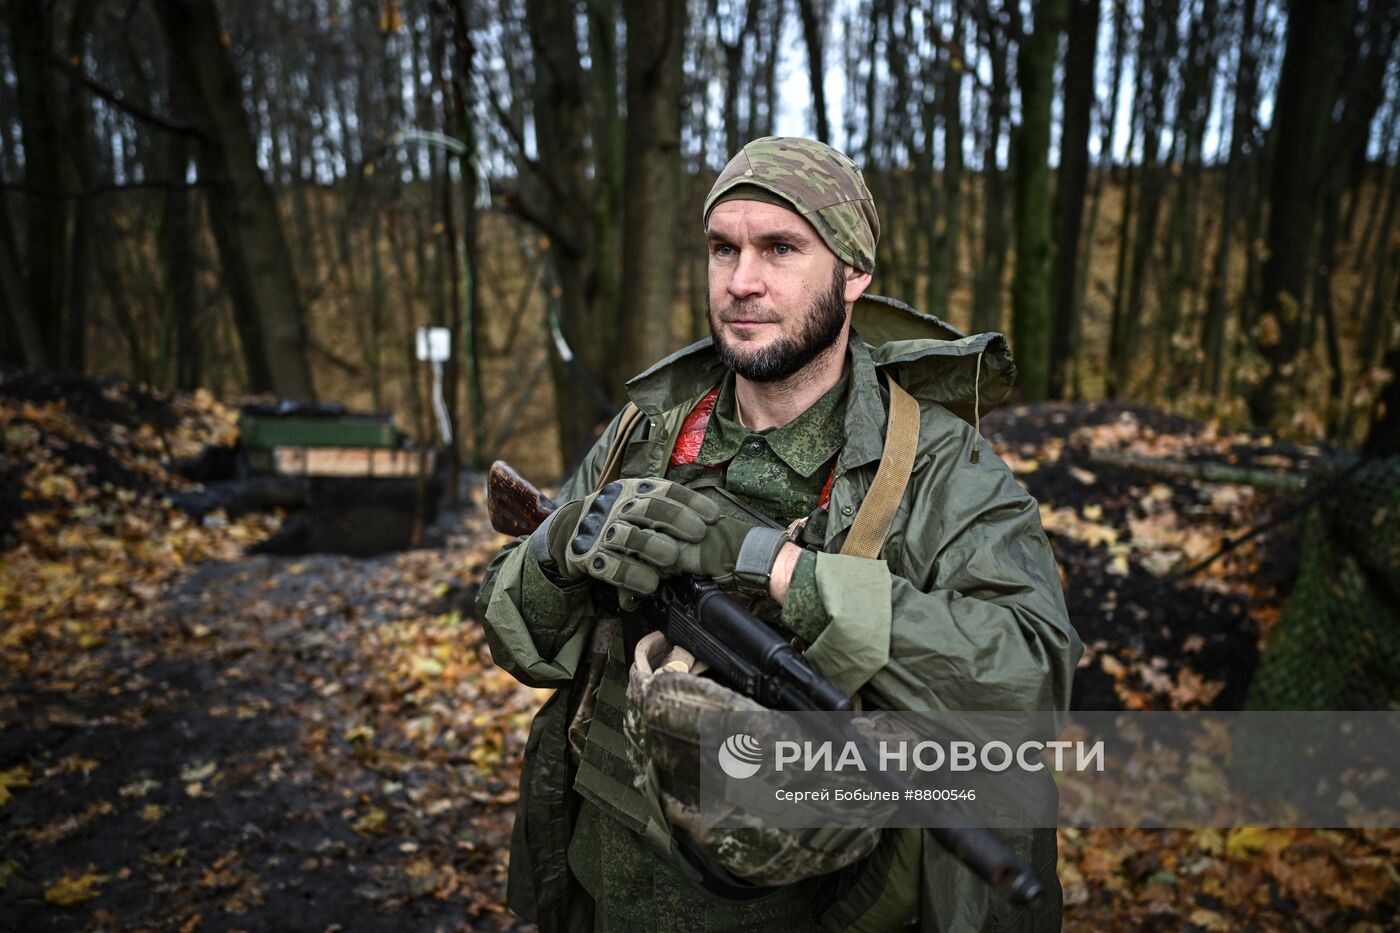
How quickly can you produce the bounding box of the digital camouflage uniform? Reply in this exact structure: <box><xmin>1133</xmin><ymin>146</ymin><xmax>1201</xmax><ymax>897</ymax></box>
<box><xmin>476</xmin><ymin>136</ymin><xmax>1080</xmax><ymax>931</ymax></box>
<box><xmin>477</xmin><ymin>335</ymin><xmax>1080</xmax><ymax>932</ymax></box>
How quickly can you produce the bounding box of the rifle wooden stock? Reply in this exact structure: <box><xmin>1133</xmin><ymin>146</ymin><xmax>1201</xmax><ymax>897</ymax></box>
<box><xmin>486</xmin><ymin>460</ymin><xmax>558</xmax><ymax>536</ymax></box>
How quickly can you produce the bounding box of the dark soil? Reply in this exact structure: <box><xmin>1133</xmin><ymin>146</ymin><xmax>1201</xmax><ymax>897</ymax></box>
<box><xmin>1</xmin><ymin>545</ymin><xmax>528</xmax><ymax>932</ymax></box>
<box><xmin>0</xmin><ymin>367</ymin><xmax>177</xmax><ymax>432</ymax></box>
<box><xmin>982</xmin><ymin>402</ymin><xmax>1304</xmax><ymax>712</ymax></box>
<box><xmin>1</xmin><ymin>368</ymin><xmax>176</xmax><ymax>547</ymax></box>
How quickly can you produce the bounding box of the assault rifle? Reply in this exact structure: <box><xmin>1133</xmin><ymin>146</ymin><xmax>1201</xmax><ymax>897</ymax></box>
<box><xmin>487</xmin><ymin>461</ymin><xmax>851</xmax><ymax>712</ymax></box>
<box><xmin>484</xmin><ymin>459</ymin><xmax>1044</xmax><ymax>906</ymax></box>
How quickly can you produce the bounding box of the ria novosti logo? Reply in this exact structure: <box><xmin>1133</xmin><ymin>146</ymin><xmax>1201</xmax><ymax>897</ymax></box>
<box><xmin>717</xmin><ymin>733</ymin><xmax>764</xmax><ymax>779</ymax></box>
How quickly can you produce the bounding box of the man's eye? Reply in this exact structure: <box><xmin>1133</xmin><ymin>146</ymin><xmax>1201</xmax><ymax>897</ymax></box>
<box><xmin>713</xmin><ymin>244</ymin><xmax>735</xmax><ymax>257</ymax></box>
<box><xmin>773</xmin><ymin>243</ymin><xmax>792</xmax><ymax>255</ymax></box>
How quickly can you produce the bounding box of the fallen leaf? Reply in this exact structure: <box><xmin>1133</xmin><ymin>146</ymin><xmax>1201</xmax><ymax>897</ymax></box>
<box><xmin>45</xmin><ymin>871</ymin><xmax>106</xmax><ymax>906</ymax></box>
<box><xmin>353</xmin><ymin>807</ymin><xmax>388</xmax><ymax>835</ymax></box>
<box><xmin>0</xmin><ymin>766</ymin><xmax>33</xmax><ymax>805</ymax></box>
<box><xmin>1225</xmin><ymin>827</ymin><xmax>1291</xmax><ymax>859</ymax></box>
<box><xmin>1188</xmin><ymin>908</ymin><xmax>1233</xmax><ymax>932</ymax></box>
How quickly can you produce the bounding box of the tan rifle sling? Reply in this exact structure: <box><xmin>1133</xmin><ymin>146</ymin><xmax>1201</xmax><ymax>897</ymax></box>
<box><xmin>838</xmin><ymin>377</ymin><xmax>919</xmax><ymax>559</ymax></box>
<box><xmin>593</xmin><ymin>403</ymin><xmax>649</xmax><ymax>493</ymax></box>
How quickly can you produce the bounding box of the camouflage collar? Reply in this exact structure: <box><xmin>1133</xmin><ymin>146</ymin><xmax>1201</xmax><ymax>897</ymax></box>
<box><xmin>703</xmin><ymin>370</ymin><xmax>849</xmax><ymax>478</ymax></box>
<box><xmin>624</xmin><ymin>331</ymin><xmax>889</xmax><ymax>471</ymax></box>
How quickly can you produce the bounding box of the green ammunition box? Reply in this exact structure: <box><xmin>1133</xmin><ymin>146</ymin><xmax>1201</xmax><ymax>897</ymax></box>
<box><xmin>238</xmin><ymin>415</ymin><xmax>397</xmax><ymax>451</ymax></box>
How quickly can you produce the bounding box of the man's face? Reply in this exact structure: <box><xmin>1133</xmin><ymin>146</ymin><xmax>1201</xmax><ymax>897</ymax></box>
<box><xmin>706</xmin><ymin>200</ymin><xmax>870</xmax><ymax>383</ymax></box>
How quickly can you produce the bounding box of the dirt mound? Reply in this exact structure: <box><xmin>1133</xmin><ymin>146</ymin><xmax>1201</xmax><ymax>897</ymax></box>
<box><xmin>984</xmin><ymin>401</ymin><xmax>1314</xmax><ymax>712</ymax></box>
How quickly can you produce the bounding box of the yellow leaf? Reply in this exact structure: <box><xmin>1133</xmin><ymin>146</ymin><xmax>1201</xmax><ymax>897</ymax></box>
<box><xmin>344</xmin><ymin>724</ymin><xmax>375</xmax><ymax>743</ymax></box>
<box><xmin>140</xmin><ymin>803</ymin><xmax>165</xmax><ymax>822</ymax></box>
<box><xmin>413</xmin><ymin>656</ymin><xmax>444</xmax><ymax>678</ymax></box>
<box><xmin>353</xmin><ymin>807</ymin><xmax>388</xmax><ymax>835</ymax></box>
<box><xmin>180</xmin><ymin>761</ymin><xmax>217</xmax><ymax>782</ymax></box>
<box><xmin>60</xmin><ymin>755</ymin><xmax>100</xmax><ymax>776</ymax></box>
<box><xmin>1225</xmin><ymin>827</ymin><xmax>1291</xmax><ymax>859</ymax></box>
<box><xmin>1192</xmin><ymin>828</ymin><xmax>1225</xmax><ymax>855</ymax></box>
<box><xmin>1188</xmin><ymin>908</ymin><xmax>1232</xmax><ymax>932</ymax></box>
<box><xmin>45</xmin><ymin>871</ymin><xmax>105</xmax><ymax>906</ymax></box>
<box><xmin>0</xmin><ymin>766</ymin><xmax>33</xmax><ymax>806</ymax></box>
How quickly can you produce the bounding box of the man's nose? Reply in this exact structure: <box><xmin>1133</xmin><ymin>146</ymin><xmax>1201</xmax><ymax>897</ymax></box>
<box><xmin>727</xmin><ymin>249</ymin><xmax>765</xmax><ymax>300</ymax></box>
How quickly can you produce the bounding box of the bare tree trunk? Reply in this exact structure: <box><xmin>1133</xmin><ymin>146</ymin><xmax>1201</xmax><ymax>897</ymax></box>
<box><xmin>447</xmin><ymin>0</ymin><xmax>486</xmax><ymax>470</ymax></box>
<box><xmin>719</xmin><ymin>0</ymin><xmax>763</xmax><ymax>158</ymax></box>
<box><xmin>1200</xmin><ymin>0</ymin><xmax>1258</xmax><ymax>396</ymax></box>
<box><xmin>523</xmin><ymin>0</ymin><xmax>619</xmax><ymax>465</ymax></box>
<box><xmin>1155</xmin><ymin>0</ymin><xmax>1217</xmax><ymax>392</ymax></box>
<box><xmin>796</xmin><ymin>0</ymin><xmax>831</xmax><ymax>143</ymax></box>
<box><xmin>153</xmin><ymin>0</ymin><xmax>316</xmax><ymax>400</ymax></box>
<box><xmin>926</xmin><ymin>2</ymin><xmax>964</xmax><ymax>322</ymax></box>
<box><xmin>1247</xmin><ymin>0</ymin><xmax>1352</xmax><ymax>425</ymax></box>
<box><xmin>621</xmin><ymin>0</ymin><xmax>687</xmax><ymax>370</ymax></box>
<box><xmin>1073</xmin><ymin>0</ymin><xmax>1126</xmax><ymax>398</ymax></box>
<box><xmin>1048</xmin><ymin>0</ymin><xmax>1099</xmax><ymax>399</ymax></box>
<box><xmin>0</xmin><ymin>188</ymin><xmax>44</xmax><ymax>366</ymax></box>
<box><xmin>972</xmin><ymin>7</ymin><xmax>1011</xmax><ymax>335</ymax></box>
<box><xmin>1107</xmin><ymin>59</ymin><xmax>1139</xmax><ymax>400</ymax></box>
<box><xmin>164</xmin><ymin>38</ymin><xmax>202</xmax><ymax>390</ymax></box>
<box><xmin>1311</xmin><ymin>0</ymin><xmax>1398</xmax><ymax>432</ymax></box>
<box><xmin>7</xmin><ymin>0</ymin><xmax>68</xmax><ymax>368</ymax></box>
<box><xmin>1113</xmin><ymin>0</ymin><xmax>1176</xmax><ymax>397</ymax></box>
<box><xmin>1011</xmin><ymin>0</ymin><xmax>1067</xmax><ymax>400</ymax></box>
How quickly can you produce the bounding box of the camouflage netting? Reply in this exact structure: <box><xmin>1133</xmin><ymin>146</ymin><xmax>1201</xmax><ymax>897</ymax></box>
<box><xmin>1245</xmin><ymin>457</ymin><xmax>1400</xmax><ymax>710</ymax></box>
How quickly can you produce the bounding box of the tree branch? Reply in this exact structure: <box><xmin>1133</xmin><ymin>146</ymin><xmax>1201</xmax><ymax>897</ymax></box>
<box><xmin>45</xmin><ymin>51</ymin><xmax>205</xmax><ymax>140</ymax></box>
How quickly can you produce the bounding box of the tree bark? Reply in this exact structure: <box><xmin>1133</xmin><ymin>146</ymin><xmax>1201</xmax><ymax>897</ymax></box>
<box><xmin>1247</xmin><ymin>0</ymin><xmax>1351</xmax><ymax>425</ymax></box>
<box><xmin>163</xmin><ymin>36</ymin><xmax>202</xmax><ymax>391</ymax></box>
<box><xmin>0</xmin><ymin>188</ymin><xmax>44</xmax><ymax>366</ymax></box>
<box><xmin>523</xmin><ymin>0</ymin><xmax>619</xmax><ymax>465</ymax></box>
<box><xmin>926</xmin><ymin>4</ymin><xmax>964</xmax><ymax>323</ymax></box>
<box><xmin>1048</xmin><ymin>0</ymin><xmax>1099</xmax><ymax>399</ymax></box>
<box><xmin>1112</xmin><ymin>0</ymin><xmax>1176</xmax><ymax>397</ymax></box>
<box><xmin>972</xmin><ymin>8</ymin><xmax>1011</xmax><ymax>335</ymax></box>
<box><xmin>153</xmin><ymin>0</ymin><xmax>316</xmax><ymax>400</ymax></box>
<box><xmin>1154</xmin><ymin>0</ymin><xmax>1217</xmax><ymax>392</ymax></box>
<box><xmin>1200</xmin><ymin>0</ymin><xmax>1258</xmax><ymax>396</ymax></box>
<box><xmin>796</xmin><ymin>0</ymin><xmax>831</xmax><ymax>143</ymax></box>
<box><xmin>620</xmin><ymin>0</ymin><xmax>686</xmax><ymax>372</ymax></box>
<box><xmin>7</xmin><ymin>0</ymin><xmax>69</xmax><ymax>367</ymax></box>
<box><xmin>1010</xmin><ymin>0</ymin><xmax>1067</xmax><ymax>400</ymax></box>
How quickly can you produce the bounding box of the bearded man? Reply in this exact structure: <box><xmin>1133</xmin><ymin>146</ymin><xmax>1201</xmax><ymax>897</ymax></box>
<box><xmin>476</xmin><ymin>136</ymin><xmax>1080</xmax><ymax>931</ymax></box>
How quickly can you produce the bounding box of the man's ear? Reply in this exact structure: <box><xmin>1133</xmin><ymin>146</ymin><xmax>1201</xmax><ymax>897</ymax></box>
<box><xmin>843</xmin><ymin>265</ymin><xmax>873</xmax><ymax>306</ymax></box>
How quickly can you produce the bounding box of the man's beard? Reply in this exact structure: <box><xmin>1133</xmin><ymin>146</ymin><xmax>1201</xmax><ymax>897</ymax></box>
<box><xmin>709</xmin><ymin>263</ymin><xmax>847</xmax><ymax>383</ymax></box>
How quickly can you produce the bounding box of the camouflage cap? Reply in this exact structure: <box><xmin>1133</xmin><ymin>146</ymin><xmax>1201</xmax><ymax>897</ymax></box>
<box><xmin>704</xmin><ymin>136</ymin><xmax>880</xmax><ymax>273</ymax></box>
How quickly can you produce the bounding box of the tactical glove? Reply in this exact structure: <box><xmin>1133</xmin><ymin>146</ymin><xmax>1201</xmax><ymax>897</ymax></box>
<box><xmin>547</xmin><ymin>478</ymin><xmax>720</xmax><ymax>596</ymax></box>
<box><xmin>672</xmin><ymin>511</ymin><xmax>791</xmax><ymax>594</ymax></box>
<box><xmin>531</xmin><ymin>478</ymin><xmax>791</xmax><ymax>598</ymax></box>
<box><xmin>571</xmin><ymin>479</ymin><xmax>791</xmax><ymax>594</ymax></box>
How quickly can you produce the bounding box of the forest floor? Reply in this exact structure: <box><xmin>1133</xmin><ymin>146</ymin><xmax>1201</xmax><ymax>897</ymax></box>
<box><xmin>2</xmin><ymin>367</ymin><xmax>1398</xmax><ymax>931</ymax></box>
